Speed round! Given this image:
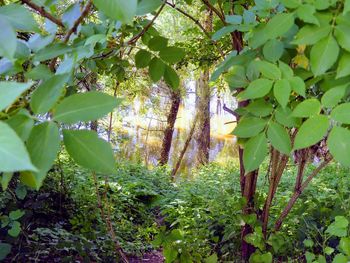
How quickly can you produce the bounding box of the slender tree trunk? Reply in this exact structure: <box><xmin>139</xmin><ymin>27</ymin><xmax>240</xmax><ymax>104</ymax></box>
<box><xmin>159</xmin><ymin>90</ymin><xmax>181</xmax><ymax>166</ymax></box>
<box><xmin>195</xmin><ymin>10</ymin><xmax>212</xmax><ymax>165</ymax></box>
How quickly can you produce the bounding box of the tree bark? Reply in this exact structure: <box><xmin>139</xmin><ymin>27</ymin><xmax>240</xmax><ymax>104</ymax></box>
<box><xmin>159</xmin><ymin>90</ymin><xmax>181</xmax><ymax>166</ymax></box>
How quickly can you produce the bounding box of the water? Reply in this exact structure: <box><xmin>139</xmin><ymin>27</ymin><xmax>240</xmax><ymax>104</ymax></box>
<box><xmin>113</xmin><ymin>83</ymin><xmax>239</xmax><ymax>175</ymax></box>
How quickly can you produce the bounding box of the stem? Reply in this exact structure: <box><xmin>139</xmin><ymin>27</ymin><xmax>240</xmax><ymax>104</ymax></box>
<box><xmin>274</xmin><ymin>158</ymin><xmax>332</xmax><ymax>231</ymax></box>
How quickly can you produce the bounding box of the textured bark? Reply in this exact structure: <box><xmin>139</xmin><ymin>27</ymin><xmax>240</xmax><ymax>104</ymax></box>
<box><xmin>195</xmin><ymin>9</ymin><xmax>212</xmax><ymax>165</ymax></box>
<box><xmin>159</xmin><ymin>91</ymin><xmax>181</xmax><ymax>166</ymax></box>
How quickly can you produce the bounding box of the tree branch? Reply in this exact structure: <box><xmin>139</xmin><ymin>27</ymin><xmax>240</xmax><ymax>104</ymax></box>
<box><xmin>21</xmin><ymin>0</ymin><xmax>65</xmax><ymax>28</ymax></box>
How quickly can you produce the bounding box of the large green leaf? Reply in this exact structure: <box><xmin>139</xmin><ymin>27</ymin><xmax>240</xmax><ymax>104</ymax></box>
<box><xmin>1</xmin><ymin>173</ymin><xmax>13</xmax><ymax>191</ymax></box>
<box><xmin>255</xmin><ymin>60</ymin><xmax>281</xmax><ymax>80</ymax></box>
<box><xmin>310</xmin><ymin>34</ymin><xmax>339</xmax><ymax>76</ymax></box>
<box><xmin>26</xmin><ymin>122</ymin><xmax>60</xmax><ymax>189</ymax></box>
<box><xmin>296</xmin><ymin>4</ymin><xmax>319</xmax><ymax>25</ymax></box>
<box><xmin>149</xmin><ymin>57</ymin><xmax>166</xmax><ymax>82</ymax></box>
<box><xmin>245</xmin><ymin>99</ymin><xmax>273</xmax><ymax>117</ymax></box>
<box><xmin>63</xmin><ymin>129</ymin><xmax>116</xmax><ymax>174</ymax></box>
<box><xmin>321</xmin><ymin>85</ymin><xmax>347</xmax><ymax>108</ymax></box>
<box><xmin>164</xmin><ymin>65</ymin><xmax>180</xmax><ymax>89</ymax></box>
<box><xmin>263</xmin><ymin>39</ymin><xmax>284</xmax><ymax>62</ymax></box>
<box><xmin>336</xmin><ymin>52</ymin><xmax>350</xmax><ymax>79</ymax></box>
<box><xmin>334</xmin><ymin>25</ymin><xmax>350</xmax><ymax>52</ymax></box>
<box><xmin>137</xmin><ymin>0</ymin><xmax>163</xmax><ymax>15</ymax></box>
<box><xmin>273</xmin><ymin>79</ymin><xmax>291</xmax><ymax>108</ymax></box>
<box><xmin>6</xmin><ymin>110</ymin><xmax>34</xmax><ymax>141</ymax></box>
<box><xmin>159</xmin><ymin>47</ymin><xmax>186</xmax><ymax>64</ymax></box>
<box><xmin>292</xmin><ymin>99</ymin><xmax>321</xmax><ymax>117</ymax></box>
<box><xmin>243</xmin><ymin>133</ymin><xmax>268</xmax><ymax>173</ymax></box>
<box><xmin>233</xmin><ymin>117</ymin><xmax>267</xmax><ymax>138</ymax></box>
<box><xmin>0</xmin><ymin>82</ymin><xmax>34</xmax><ymax>111</ymax></box>
<box><xmin>93</xmin><ymin>0</ymin><xmax>137</xmax><ymax>23</ymax></box>
<box><xmin>294</xmin><ymin>115</ymin><xmax>329</xmax><ymax>150</ymax></box>
<box><xmin>288</xmin><ymin>76</ymin><xmax>306</xmax><ymax>97</ymax></box>
<box><xmin>30</xmin><ymin>74</ymin><xmax>69</xmax><ymax>114</ymax></box>
<box><xmin>225</xmin><ymin>66</ymin><xmax>249</xmax><ymax>89</ymax></box>
<box><xmin>0</xmin><ymin>122</ymin><xmax>37</xmax><ymax>172</ymax></box>
<box><xmin>276</xmin><ymin>106</ymin><xmax>301</xmax><ymax>128</ymax></box>
<box><xmin>331</xmin><ymin>103</ymin><xmax>350</xmax><ymax>124</ymax></box>
<box><xmin>135</xmin><ymin>50</ymin><xmax>152</xmax><ymax>68</ymax></box>
<box><xmin>267</xmin><ymin>122</ymin><xmax>292</xmax><ymax>154</ymax></box>
<box><xmin>0</xmin><ymin>4</ymin><xmax>39</xmax><ymax>32</ymax></box>
<box><xmin>148</xmin><ymin>36</ymin><xmax>168</xmax><ymax>51</ymax></box>
<box><xmin>33</xmin><ymin>43</ymin><xmax>72</xmax><ymax>62</ymax></box>
<box><xmin>53</xmin><ymin>92</ymin><xmax>121</xmax><ymax>124</ymax></box>
<box><xmin>292</xmin><ymin>25</ymin><xmax>331</xmax><ymax>45</ymax></box>
<box><xmin>265</xmin><ymin>13</ymin><xmax>295</xmax><ymax>40</ymax></box>
<box><xmin>238</xmin><ymin>79</ymin><xmax>273</xmax><ymax>100</ymax></box>
<box><xmin>327</xmin><ymin>126</ymin><xmax>350</xmax><ymax>167</ymax></box>
<box><xmin>0</xmin><ymin>17</ymin><xmax>17</xmax><ymax>59</ymax></box>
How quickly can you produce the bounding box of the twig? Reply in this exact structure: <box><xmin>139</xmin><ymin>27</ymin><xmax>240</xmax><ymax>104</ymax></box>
<box><xmin>21</xmin><ymin>0</ymin><xmax>65</xmax><ymax>28</ymax></box>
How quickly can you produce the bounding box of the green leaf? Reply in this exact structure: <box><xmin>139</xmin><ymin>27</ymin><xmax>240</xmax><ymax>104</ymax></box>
<box><xmin>148</xmin><ymin>36</ymin><xmax>168</xmax><ymax>51</ymax></box>
<box><xmin>276</xmin><ymin>106</ymin><xmax>301</xmax><ymax>127</ymax></box>
<box><xmin>310</xmin><ymin>34</ymin><xmax>339</xmax><ymax>76</ymax></box>
<box><xmin>0</xmin><ymin>4</ymin><xmax>39</xmax><ymax>32</ymax></box>
<box><xmin>274</xmin><ymin>79</ymin><xmax>291</xmax><ymax>108</ymax></box>
<box><xmin>331</xmin><ymin>103</ymin><xmax>350</xmax><ymax>124</ymax></box>
<box><xmin>324</xmin><ymin>247</ymin><xmax>334</xmax><ymax>255</ymax></box>
<box><xmin>315</xmin><ymin>0</ymin><xmax>331</xmax><ymax>10</ymax></box>
<box><xmin>0</xmin><ymin>243</ymin><xmax>11</xmax><ymax>261</ymax></box>
<box><xmin>326</xmin><ymin>216</ymin><xmax>349</xmax><ymax>237</ymax></box>
<box><xmin>263</xmin><ymin>39</ymin><xmax>284</xmax><ymax>62</ymax></box>
<box><xmin>9</xmin><ymin>210</ymin><xmax>25</xmax><ymax>220</ymax></box>
<box><xmin>334</xmin><ymin>25</ymin><xmax>350</xmax><ymax>52</ymax></box>
<box><xmin>0</xmin><ymin>17</ymin><xmax>17</xmax><ymax>59</ymax></box>
<box><xmin>212</xmin><ymin>25</ymin><xmax>236</xmax><ymax>41</ymax></box>
<box><xmin>255</xmin><ymin>60</ymin><xmax>282</xmax><ymax>80</ymax></box>
<box><xmin>305</xmin><ymin>252</ymin><xmax>315</xmax><ymax>263</ymax></box>
<box><xmin>0</xmin><ymin>82</ymin><xmax>34</xmax><ymax>111</ymax></box>
<box><xmin>292</xmin><ymin>25</ymin><xmax>331</xmax><ymax>45</ymax></box>
<box><xmin>54</xmin><ymin>92</ymin><xmax>121</xmax><ymax>124</ymax></box>
<box><xmin>336</xmin><ymin>52</ymin><xmax>350</xmax><ymax>79</ymax></box>
<box><xmin>296</xmin><ymin>4</ymin><xmax>319</xmax><ymax>25</ymax></box>
<box><xmin>267</xmin><ymin>122</ymin><xmax>292</xmax><ymax>154</ymax></box>
<box><xmin>265</xmin><ymin>13</ymin><xmax>295</xmax><ymax>40</ymax></box>
<box><xmin>149</xmin><ymin>57</ymin><xmax>166</xmax><ymax>82</ymax></box>
<box><xmin>159</xmin><ymin>47</ymin><xmax>186</xmax><ymax>64</ymax></box>
<box><xmin>0</xmin><ymin>122</ymin><xmax>37</xmax><ymax>173</ymax></box>
<box><xmin>243</xmin><ymin>133</ymin><xmax>268</xmax><ymax>173</ymax></box>
<box><xmin>238</xmin><ymin>79</ymin><xmax>274</xmax><ymax>100</ymax></box>
<box><xmin>26</xmin><ymin>122</ymin><xmax>60</xmax><ymax>189</ymax></box>
<box><xmin>292</xmin><ymin>99</ymin><xmax>321</xmax><ymax>117</ymax></box>
<box><xmin>30</xmin><ymin>74</ymin><xmax>69</xmax><ymax>114</ymax></box>
<box><xmin>339</xmin><ymin>237</ymin><xmax>350</xmax><ymax>256</ymax></box>
<box><xmin>93</xmin><ymin>0</ymin><xmax>137</xmax><ymax>23</ymax></box>
<box><xmin>245</xmin><ymin>99</ymin><xmax>273</xmax><ymax>117</ymax></box>
<box><xmin>163</xmin><ymin>247</ymin><xmax>178</xmax><ymax>263</ymax></box>
<box><xmin>8</xmin><ymin>221</ymin><xmax>20</xmax><ymax>237</ymax></box>
<box><xmin>294</xmin><ymin>115</ymin><xmax>329</xmax><ymax>150</ymax></box>
<box><xmin>205</xmin><ymin>254</ymin><xmax>218</xmax><ymax>263</ymax></box>
<box><xmin>63</xmin><ymin>129</ymin><xmax>116</xmax><ymax>174</ymax></box>
<box><xmin>6</xmin><ymin>110</ymin><xmax>34</xmax><ymax>141</ymax></box>
<box><xmin>233</xmin><ymin>117</ymin><xmax>267</xmax><ymax>138</ymax></box>
<box><xmin>288</xmin><ymin>76</ymin><xmax>306</xmax><ymax>97</ymax></box>
<box><xmin>25</xmin><ymin>64</ymin><xmax>53</xmax><ymax>81</ymax></box>
<box><xmin>33</xmin><ymin>43</ymin><xmax>72</xmax><ymax>62</ymax></box>
<box><xmin>1</xmin><ymin>173</ymin><xmax>13</xmax><ymax>191</ymax></box>
<box><xmin>344</xmin><ymin>0</ymin><xmax>350</xmax><ymax>14</ymax></box>
<box><xmin>225</xmin><ymin>65</ymin><xmax>249</xmax><ymax>89</ymax></box>
<box><xmin>303</xmin><ymin>239</ymin><xmax>314</xmax><ymax>247</ymax></box>
<box><xmin>135</xmin><ymin>50</ymin><xmax>152</xmax><ymax>68</ymax></box>
<box><xmin>164</xmin><ymin>65</ymin><xmax>180</xmax><ymax>89</ymax></box>
<box><xmin>321</xmin><ymin>85</ymin><xmax>347</xmax><ymax>108</ymax></box>
<box><xmin>281</xmin><ymin>0</ymin><xmax>301</xmax><ymax>8</ymax></box>
<box><xmin>279</xmin><ymin>61</ymin><xmax>294</xmax><ymax>79</ymax></box>
<box><xmin>137</xmin><ymin>0</ymin><xmax>163</xmax><ymax>15</ymax></box>
<box><xmin>333</xmin><ymin>254</ymin><xmax>348</xmax><ymax>263</ymax></box>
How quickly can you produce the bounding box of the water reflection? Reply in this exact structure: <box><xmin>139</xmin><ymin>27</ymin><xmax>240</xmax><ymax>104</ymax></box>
<box><xmin>114</xmin><ymin>85</ymin><xmax>239</xmax><ymax>175</ymax></box>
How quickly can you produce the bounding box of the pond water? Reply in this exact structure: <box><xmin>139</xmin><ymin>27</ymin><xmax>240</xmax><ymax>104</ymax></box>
<box><xmin>112</xmin><ymin>82</ymin><xmax>239</xmax><ymax>174</ymax></box>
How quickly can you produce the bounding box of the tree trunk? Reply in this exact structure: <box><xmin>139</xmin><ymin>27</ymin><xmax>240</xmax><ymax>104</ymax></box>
<box><xmin>159</xmin><ymin>90</ymin><xmax>181</xmax><ymax>166</ymax></box>
<box><xmin>195</xmin><ymin>9</ymin><xmax>212</xmax><ymax>165</ymax></box>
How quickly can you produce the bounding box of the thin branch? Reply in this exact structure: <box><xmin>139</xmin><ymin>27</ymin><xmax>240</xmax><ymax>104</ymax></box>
<box><xmin>21</xmin><ymin>0</ymin><xmax>65</xmax><ymax>28</ymax></box>
<box><xmin>127</xmin><ymin>3</ymin><xmax>166</xmax><ymax>45</ymax></box>
<box><xmin>274</xmin><ymin>157</ymin><xmax>332</xmax><ymax>231</ymax></box>
<box><xmin>64</xmin><ymin>0</ymin><xmax>93</xmax><ymax>42</ymax></box>
<box><xmin>165</xmin><ymin>1</ymin><xmax>225</xmax><ymax>58</ymax></box>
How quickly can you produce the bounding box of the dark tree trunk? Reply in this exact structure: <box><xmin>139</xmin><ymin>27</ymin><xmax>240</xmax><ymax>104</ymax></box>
<box><xmin>159</xmin><ymin>91</ymin><xmax>181</xmax><ymax>166</ymax></box>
